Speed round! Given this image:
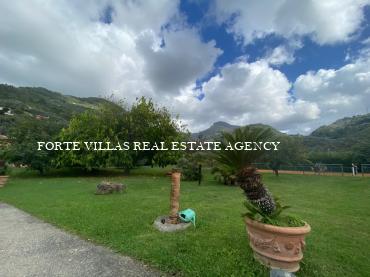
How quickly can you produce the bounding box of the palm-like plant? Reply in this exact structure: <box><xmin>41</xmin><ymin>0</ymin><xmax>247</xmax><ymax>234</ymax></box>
<box><xmin>214</xmin><ymin>126</ymin><xmax>274</xmax><ymax>172</ymax></box>
<box><xmin>213</xmin><ymin>126</ymin><xmax>277</xmax><ymax>215</ymax></box>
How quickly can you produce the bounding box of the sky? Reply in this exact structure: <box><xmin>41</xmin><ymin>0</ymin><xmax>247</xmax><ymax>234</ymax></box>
<box><xmin>1</xmin><ymin>0</ymin><xmax>370</xmax><ymax>134</ymax></box>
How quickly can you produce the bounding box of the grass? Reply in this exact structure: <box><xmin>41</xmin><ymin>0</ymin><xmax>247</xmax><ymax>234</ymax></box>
<box><xmin>1</xmin><ymin>168</ymin><xmax>370</xmax><ymax>276</ymax></box>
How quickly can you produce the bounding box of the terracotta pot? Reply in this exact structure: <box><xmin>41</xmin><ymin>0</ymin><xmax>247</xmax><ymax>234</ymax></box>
<box><xmin>245</xmin><ymin>217</ymin><xmax>310</xmax><ymax>272</ymax></box>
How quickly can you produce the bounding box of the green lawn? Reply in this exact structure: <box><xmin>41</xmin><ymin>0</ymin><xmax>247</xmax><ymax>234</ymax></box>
<box><xmin>1</xmin><ymin>168</ymin><xmax>370</xmax><ymax>276</ymax></box>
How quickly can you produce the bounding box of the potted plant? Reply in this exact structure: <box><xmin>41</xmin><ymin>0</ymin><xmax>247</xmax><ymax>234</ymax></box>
<box><xmin>238</xmin><ymin>167</ymin><xmax>310</xmax><ymax>272</ymax></box>
<box><xmin>213</xmin><ymin>126</ymin><xmax>310</xmax><ymax>272</ymax></box>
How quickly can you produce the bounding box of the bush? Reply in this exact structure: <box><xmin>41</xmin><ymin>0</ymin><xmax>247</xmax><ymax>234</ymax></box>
<box><xmin>0</xmin><ymin>160</ymin><xmax>6</xmax><ymax>175</ymax></box>
<box><xmin>211</xmin><ymin>165</ymin><xmax>236</xmax><ymax>185</ymax></box>
<box><xmin>177</xmin><ymin>156</ymin><xmax>201</xmax><ymax>181</ymax></box>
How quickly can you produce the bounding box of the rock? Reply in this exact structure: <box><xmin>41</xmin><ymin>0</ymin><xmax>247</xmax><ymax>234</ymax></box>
<box><xmin>95</xmin><ymin>181</ymin><xmax>126</xmax><ymax>195</ymax></box>
<box><xmin>153</xmin><ymin>216</ymin><xmax>191</xmax><ymax>232</ymax></box>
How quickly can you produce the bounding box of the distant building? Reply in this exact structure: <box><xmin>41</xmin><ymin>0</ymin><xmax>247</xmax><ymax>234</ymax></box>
<box><xmin>0</xmin><ymin>107</ymin><xmax>14</xmax><ymax>116</ymax></box>
<box><xmin>4</xmin><ymin>110</ymin><xmax>14</xmax><ymax>116</ymax></box>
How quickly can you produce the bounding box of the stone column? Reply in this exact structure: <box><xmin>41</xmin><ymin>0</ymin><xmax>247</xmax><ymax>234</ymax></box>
<box><xmin>169</xmin><ymin>170</ymin><xmax>181</xmax><ymax>224</ymax></box>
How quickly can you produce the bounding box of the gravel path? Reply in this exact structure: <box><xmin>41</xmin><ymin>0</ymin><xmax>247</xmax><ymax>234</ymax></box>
<box><xmin>0</xmin><ymin>203</ymin><xmax>162</xmax><ymax>277</ymax></box>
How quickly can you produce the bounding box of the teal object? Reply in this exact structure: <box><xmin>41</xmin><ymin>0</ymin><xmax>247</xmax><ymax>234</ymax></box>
<box><xmin>179</xmin><ymin>209</ymin><xmax>196</xmax><ymax>227</ymax></box>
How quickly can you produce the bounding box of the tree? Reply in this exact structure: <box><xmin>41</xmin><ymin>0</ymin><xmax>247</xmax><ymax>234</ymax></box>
<box><xmin>176</xmin><ymin>153</ymin><xmax>202</xmax><ymax>181</ymax></box>
<box><xmin>127</xmin><ymin>97</ymin><xmax>187</xmax><ymax>168</ymax></box>
<box><xmin>352</xmin><ymin>141</ymin><xmax>370</xmax><ymax>165</ymax></box>
<box><xmin>55</xmin><ymin>102</ymin><xmax>133</xmax><ymax>171</ymax></box>
<box><xmin>265</xmin><ymin>136</ymin><xmax>308</xmax><ymax>176</ymax></box>
<box><xmin>6</xmin><ymin>116</ymin><xmax>63</xmax><ymax>174</ymax></box>
<box><xmin>55</xmin><ymin>97</ymin><xmax>186</xmax><ymax>172</ymax></box>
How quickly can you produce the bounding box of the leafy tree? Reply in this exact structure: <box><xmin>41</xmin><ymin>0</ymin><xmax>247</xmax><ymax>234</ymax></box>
<box><xmin>55</xmin><ymin>97</ymin><xmax>186</xmax><ymax>172</ymax></box>
<box><xmin>127</xmin><ymin>97</ymin><xmax>187</xmax><ymax>168</ymax></box>
<box><xmin>55</xmin><ymin>102</ymin><xmax>133</xmax><ymax>171</ymax></box>
<box><xmin>307</xmin><ymin>151</ymin><xmax>352</xmax><ymax>166</ymax></box>
<box><xmin>5</xmin><ymin>116</ymin><xmax>63</xmax><ymax>174</ymax></box>
<box><xmin>176</xmin><ymin>153</ymin><xmax>202</xmax><ymax>181</ymax></box>
<box><xmin>265</xmin><ymin>136</ymin><xmax>308</xmax><ymax>176</ymax></box>
<box><xmin>352</xmin><ymin>142</ymin><xmax>370</xmax><ymax>164</ymax></box>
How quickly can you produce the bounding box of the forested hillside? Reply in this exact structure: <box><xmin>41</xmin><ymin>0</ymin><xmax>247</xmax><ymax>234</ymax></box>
<box><xmin>0</xmin><ymin>84</ymin><xmax>109</xmax><ymax>135</ymax></box>
<box><xmin>1</xmin><ymin>84</ymin><xmax>369</xmax><ymax>165</ymax></box>
<box><xmin>193</xmin><ymin>115</ymin><xmax>370</xmax><ymax>165</ymax></box>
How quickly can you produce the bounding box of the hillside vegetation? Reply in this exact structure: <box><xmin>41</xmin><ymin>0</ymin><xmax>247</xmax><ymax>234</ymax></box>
<box><xmin>0</xmin><ymin>84</ymin><xmax>109</xmax><ymax>135</ymax></box>
<box><xmin>1</xmin><ymin>84</ymin><xmax>369</xmax><ymax>165</ymax></box>
<box><xmin>192</xmin><ymin>117</ymin><xmax>370</xmax><ymax>165</ymax></box>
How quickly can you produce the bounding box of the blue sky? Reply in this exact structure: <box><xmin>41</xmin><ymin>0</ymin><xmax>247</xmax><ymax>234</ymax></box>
<box><xmin>179</xmin><ymin>1</ymin><xmax>370</xmax><ymax>83</ymax></box>
<box><xmin>1</xmin><ymin>0</ymin><xmax>370</xmax><ymax>133</ymax></box>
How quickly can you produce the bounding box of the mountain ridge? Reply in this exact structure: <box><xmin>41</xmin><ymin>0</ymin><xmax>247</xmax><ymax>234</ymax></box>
<box><xmin>0</xmin><ymin>84</ymin><xmax>110</xmax><ymax>135</ymax></box>
<box><xmin>1</xmin><ymin>84</ymin><xmax>369</xmax><ymax>156</ymax></box>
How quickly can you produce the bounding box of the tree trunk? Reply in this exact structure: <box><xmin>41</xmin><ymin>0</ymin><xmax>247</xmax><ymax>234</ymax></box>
<box><xmin>169</xmin><ymin>171</ymin><xmax>181</xmax><ymax>224</ymax></box>
<box><xmin>238</xmin><ymin>166</ymin><xmax>276</xmax><ymax>214</ymax></box>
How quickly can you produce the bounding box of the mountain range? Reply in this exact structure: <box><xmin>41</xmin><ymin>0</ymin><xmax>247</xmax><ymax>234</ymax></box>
<box><xmin>192</xmin><ymin>113</ymin><xmax>370</xmax><ymax>154</ymax></box>
<box><xmin>1</xmin><ymin>84</ymin><xmax>369</xmax><ymax>155</ymax></box>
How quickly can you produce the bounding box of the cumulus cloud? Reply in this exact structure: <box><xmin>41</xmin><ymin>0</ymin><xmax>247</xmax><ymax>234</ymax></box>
<box><xmin>0</xmin><ymin>0</ymin><xmax>142</xmax><ymax>97</ymax></box>
<box><xmin>214</xmin><ymin>0</ymin><xmax>370</xmax><ymax>45</ymax></box>
<box><xmin>264</xmin><ymin>46</ymin><xmax>295</xmax><ymax>66</ymax></box>
<box><xmin>0</xmin><ymin>0</ymin><xmax>221</xmax><ymax>100</ymax></box>
<box><xmin>294</xmin><ymin>53</ymin><xmax>370</xmax><ymax>130</ymax></box>
<box><xmin>136</xmin><ymin>29</ymin><xmax>222</xmax><ymax>93</ymax></box>
<box><xmin>263</xmin><ymin>39</ymin><xmax>303</xmax><ymax>66</ymax></box>
<box><xmin>171</xmin><ymin>60</ymin><xmax>320</xmax><ymax>132</ymax></box>
<box><xmin>1</xmin><ymin>0</ymin><xmax>370</xmax><ymax>134</ymax></box>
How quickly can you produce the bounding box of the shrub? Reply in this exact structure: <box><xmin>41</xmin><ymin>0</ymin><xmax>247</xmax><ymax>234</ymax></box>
<box><xmin>176</xmin><ymin>156</ymin><xmax>201</xmax><ymax>181</ymax></box>
<box><xmin>0</xmin><ymin>160</ymin><xmax>6</xmax><ymax>175</ymax></box>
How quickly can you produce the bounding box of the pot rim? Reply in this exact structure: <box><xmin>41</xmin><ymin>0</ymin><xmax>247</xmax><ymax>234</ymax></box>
<box><xmin>245</xmin><ymin>217</ymin><xmax>311</xmax><ymax>235</ymax></box>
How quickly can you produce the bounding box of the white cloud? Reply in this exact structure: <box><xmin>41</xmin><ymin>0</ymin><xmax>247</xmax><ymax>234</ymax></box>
<box><xmin>214</xmin><ymin>0</ymin><xmax>370</xmax><ymax>45</ymax></box>
<box><xmin>361</xmin><ymin>37</ymin><xmax>370</xmax><ymax>45</ymax></box>
<box><xmin>264</xmin><ymin>46</ymin><xmax>295</xmax><ymax>66</ymax></box>
<box><xmin>171</xmin><ymin>60</ymin><xmax>320</xmax><ymax>132</ymax></box>
<box><xmin>263</xmin><ymin>39</ymin><xmax>303</xmax><ymax>66</ymax></box>
<box><xmin>294</xmin><ymin>54</ymin><xmax>370</xmax><ymax>130</ymax></box>
<box><xmin>136</xmin><ymin>29</ymin><xmax>222</xmax><ymax>93</ymax></box>
<box><xmin>0</xmin><ymin>0</ymin><xmax>221</xmax><ymax>100</ymax></box>
<box><xmin>0</xmin><ymin>0</ymin><xmax>227</xmax><ymax>131</ymax></box>
<box><xmin>1</xmin><ymin>0</ymin><xmax>370</xmax><ymax>135</ymax></box>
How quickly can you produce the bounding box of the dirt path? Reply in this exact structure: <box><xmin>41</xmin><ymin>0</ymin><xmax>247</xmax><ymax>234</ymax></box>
<box><xmin>0</xmin><ymin>203</ymin><xmax>161</xmax><ymax>277</ymax></box>
<box><xmin>258</xmin><ymin>169</ymin><xmax>370</xmax><ymax>177</ymax></box>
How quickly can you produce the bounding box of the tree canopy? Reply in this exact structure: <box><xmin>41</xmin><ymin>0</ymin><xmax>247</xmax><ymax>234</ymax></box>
<box><xmin>54</xmin><ymin>97</ymin><xmax>186</xmax><ymax>172</ymax></box>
